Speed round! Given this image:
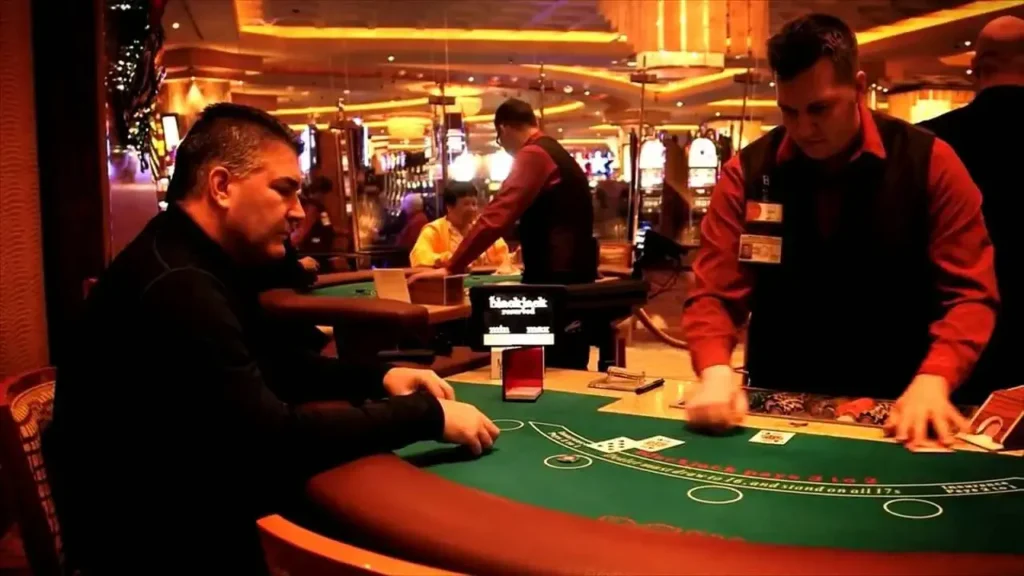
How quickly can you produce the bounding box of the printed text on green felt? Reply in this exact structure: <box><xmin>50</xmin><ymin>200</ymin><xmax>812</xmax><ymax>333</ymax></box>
<box><xmin>396</xmin><ymin>383</ymin><xmax>1024</xmax><ymax>553</ymax></box>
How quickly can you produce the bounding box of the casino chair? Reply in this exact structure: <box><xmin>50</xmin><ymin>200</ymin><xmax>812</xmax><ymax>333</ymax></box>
<box><xmin>0</xmin><ymin>367</ymin><xmax>66</xmax><ymax>576</ymax></box>
<box><xmin>257</xmin><ymin>514</ymin><xmax>461</xmax><ymax>576</ymax></box>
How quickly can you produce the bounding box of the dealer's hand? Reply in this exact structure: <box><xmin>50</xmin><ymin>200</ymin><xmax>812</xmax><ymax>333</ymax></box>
<box><xmin>685</xmin><ymin>364</ymin><xmax>748</xmax><ymax>431</ymax></box>
<box><xmin>884</xmin><ymin>374</ymin><xmax>969</xmax><ymax>448</ymax></box>
<box><xmin>408</xmin><ymin>267</ymin><xmax>450</xmax><ymax>284</ymax></box>
<box><xmin>439</xmin><ymin>399</ymin><xmax>500</xmax><ymax>455</ymax></box>
<box><xmin>382</xmin><ymin>367</ymin><xmax>455</xmax><ymax>400</ymax></box>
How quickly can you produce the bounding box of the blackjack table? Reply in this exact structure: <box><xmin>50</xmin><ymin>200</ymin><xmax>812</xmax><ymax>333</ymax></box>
<box><xmin>307</xmin><ymin>369</ymin><xmax>1024</xmax><ymax>576</ymax></box>
<box><xmin>259</xmin><ymin>267</ymin><xmax>645</xmax><ymax>373</ymax></box>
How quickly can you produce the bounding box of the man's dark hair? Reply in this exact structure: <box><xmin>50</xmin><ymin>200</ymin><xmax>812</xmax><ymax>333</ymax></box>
<box><xmin>767</xmin><ymin>14</ymin><xmax>859</xmax><ymax>83</ymax></box>
<box><xmin>165</xmin><ymin>102</ymin><xmax>303</xmax><ymax>202</ymax></box>
<box><xmin>493</xmin><ymin>98</ymin><xmax>538</xmax><ymax>130</ymax></box>
<box><xmin>443</xmin><ymin>181</ymin><xmax>478</xmax><ymax>208</ymax></box>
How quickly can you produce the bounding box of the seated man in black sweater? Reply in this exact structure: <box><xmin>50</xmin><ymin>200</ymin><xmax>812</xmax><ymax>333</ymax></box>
<box><xmin>44</xmin><ymin>102</ymin><xmax>499</xmax><ymax>574</ymax></box>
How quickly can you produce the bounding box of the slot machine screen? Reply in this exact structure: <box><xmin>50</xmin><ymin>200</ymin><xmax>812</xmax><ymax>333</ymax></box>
<box><xmin>299</xmin><ymin>125</ymin><xmax>319</xmax><ymax>174</ymax></box>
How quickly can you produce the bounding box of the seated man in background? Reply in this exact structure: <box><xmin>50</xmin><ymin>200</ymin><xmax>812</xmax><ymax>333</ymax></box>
<box><xmin>44</xmin><ymin>102</ymin><xmax>499</xmax><ymax>575</ymax></box>
<box><xmin>397</xmin><ymin>192</ymin><xmax>429</xmax><ymax>252</ymax></box>
<box><xmin>410</xmin><ymin>181</ymin><xmax>510</xmax><ymax>268</ymax></box>
<box><xmin>918</xmin><ymin>15</ymin><xmax>1024</xmax><ymax>402</ymax></box>
<box><xmin>290</xmin><ymin>175</ymin><xmax>336</xmax><ymax>258</ymax></box>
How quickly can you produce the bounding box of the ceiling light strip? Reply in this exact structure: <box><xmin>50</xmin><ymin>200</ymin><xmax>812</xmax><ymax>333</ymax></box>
<box><xmin>239</xmin><ymin>25</ymin><xmax>623</xmax><ymax>44</ymax></box>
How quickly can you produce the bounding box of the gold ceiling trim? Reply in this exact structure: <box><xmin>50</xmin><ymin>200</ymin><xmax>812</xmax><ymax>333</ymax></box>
<box><xmin>525</xmin><ymin>65</ymin><xmax>746</xmax><ymax>94</ymax></box>
<box><xmin>940</xmin><ymin>51</ymin><xmax>975</xmax><ymax>67</ymax></box>
<box><xmin>705</xmin><ymin>99</ymin><xmax>777</xmax><ymax>108</ymax></box>
<box><xmin>463</xmin><ymin>101</ymin><xmax>586</xmax><ymax>123</ymax></box>
<box><xmin>239</xmin><ymin>24</ymin><xmax>624</xmax><ymax>44</ymax></box>
<box><xmin>271</xmin><ymin>98</ymin><xmax>431</xmax><ymax>116</ymax></box>
<box><xmin>856</xmin><ymin>0</ymin><xmax>1023</xmax><ymax>46</ymax></box>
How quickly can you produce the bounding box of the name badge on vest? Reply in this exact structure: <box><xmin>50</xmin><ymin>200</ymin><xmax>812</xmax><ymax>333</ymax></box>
<box><xmin>738</xmin><ymin>234</ymin><xmax>782</xmax><ymax>264</ymax></box>
<box><xmin>745</xmin><ymin>201</ymin><xmax>783</xmax><ymax>223</ymax></box>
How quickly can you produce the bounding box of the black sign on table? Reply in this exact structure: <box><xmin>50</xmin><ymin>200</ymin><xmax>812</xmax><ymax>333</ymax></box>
<box><xmin>469</xmin><ymin>285</ymin><xmax>566</xmax><ymax>349</ymax></box>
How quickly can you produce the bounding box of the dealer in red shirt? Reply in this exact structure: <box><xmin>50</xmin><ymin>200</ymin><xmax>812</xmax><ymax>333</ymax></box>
<box><xmin>410</xmin><ymin>98</ymin><xmax>598</xmax><ymax>368</ymax></box>
<box><xmin>680</xmin><ymin>14</ymin><xmax>999</xmax><ymax>449</ymax></box>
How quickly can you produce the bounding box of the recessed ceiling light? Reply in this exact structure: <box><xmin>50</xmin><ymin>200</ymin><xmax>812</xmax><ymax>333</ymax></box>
<box><xmin>468</xmin><ymin>76</ymin><xmax>475</xmax><ymax>82</ymax></box>
<box><xmin>563</xmin><ymin>85</ymin><xmax>573</xmax><ymax>93</ymax></box>
<box><xmin>966</xmin><ymin>69</ymin><xmax>973</xmax><ymax>75</ymax></box>
<box><xmin>557</xmin><ymin>128</ymin><xmax>563</xmax><ymax>133</ymax></box>
<box><xmin>715</xmin><ymin>112</ymin><xmax>721</xmax><ymax>117</ymax></box>
<box><xmin>964</xmin><ymin>40</ymin><xmax>972</xmax><ymax>47</ymax></box>
<box><xmin>583</xmin><ymin>90</ymin><xmax>591</xmax><ymax>96</ymax></box>
<box><xmin>675</xmin><ymin>101</ymin><xmax>683</xmax><ymax>107</ymax></box>
<box><xmin>171</xmin><ymin>22</ymin><xmax>180</xmax><ymax>29</ymax></box>
<box><xmin>769</xmin><ymin>81</ymin><xmax>776</xmax><ymax>88</ymax></box>
<box><xmin>387</xmin><ymin>55</ymin><xmax>395</xmax><ymax>62</ymax></box>
<box><xmin>343</xmin><ymin>89</ymin><xmax>351</xmax><ymax>95</ymax></box>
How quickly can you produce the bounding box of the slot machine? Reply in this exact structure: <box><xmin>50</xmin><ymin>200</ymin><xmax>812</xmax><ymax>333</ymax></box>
<box><xmin>682</xmin><ymin>132</ymin><xmax>720</xmax><ymax>246</ymax></box>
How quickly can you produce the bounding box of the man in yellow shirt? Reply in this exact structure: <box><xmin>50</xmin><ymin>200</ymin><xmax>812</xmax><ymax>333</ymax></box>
<box><xmin>411</xmin><ymin>182</ymin><xmax>510</xmax><ymax>268</ymax></box>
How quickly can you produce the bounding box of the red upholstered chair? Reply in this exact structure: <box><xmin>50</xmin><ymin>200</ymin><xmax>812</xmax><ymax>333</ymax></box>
<box><xmin>0</xmin><ymin>368</ymin><xmax>64</xmax><ymax>576</ymax></box>
<box><xmin>257</xmin><ymin>514</ymin><xmax>460</xmax><ymax>576</ymax></box>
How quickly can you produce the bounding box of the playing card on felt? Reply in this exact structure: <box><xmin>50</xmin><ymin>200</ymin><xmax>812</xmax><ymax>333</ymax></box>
<box><xmin>749</xmin><ymin>430</ymin><xmax>795</xmax><ymax>445</ymax></box>
<box><xmin>635</xmin><ymin>435</ymin><xmax>685</xmax><ymax>452</ymax></box>
<box><xmin>586</xmin><ymin>437</ymin><xmax>639</xmax><ymax>453</ymax></box>
<box><xmin>907</xmin><ymin>442</ymin><xmax>955</xmax><ymax>453</ymax></box>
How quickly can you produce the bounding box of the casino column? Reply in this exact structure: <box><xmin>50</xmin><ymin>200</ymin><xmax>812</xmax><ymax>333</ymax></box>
<box><xmin>30</xmin><ymin>0</ymin><xmax>111</xmax><ymax>367</ymax></box>
<box><xmin>0</xmin><ymin>0</ymin><xmax>49</xmax><ymax>377</ymax></box>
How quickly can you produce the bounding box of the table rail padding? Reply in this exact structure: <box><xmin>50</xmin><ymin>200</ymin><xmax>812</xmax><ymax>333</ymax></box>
<box><xmin>260</xmin><ymin>289</ymin><xmax>429</xmax><ymax>329</ymax></box>
<box><xmin>307</xmin><ymin>454</ymin><xmax>1024</xmax><ymax>576</ymax></box>
<box><xmin>257</xmin><ymin>514</ymin><xmax>461</xmax><ymax>576</ymax></box>
<box><xmin>313</xmin><ymin>265</ymin><xmax>635</xmax><ymax>289</ymax></box>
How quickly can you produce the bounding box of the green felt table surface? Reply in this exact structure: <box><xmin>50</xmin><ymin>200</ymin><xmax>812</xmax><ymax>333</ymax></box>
<box><xmin>397</xmin><ymin>383</ymin><xmax>1024</xmax><ymax>553</ymax></box>
<box><xmin>312</xmin><ymin>274</ymin><xmax>522</xmax><ymax>299</ymax></box>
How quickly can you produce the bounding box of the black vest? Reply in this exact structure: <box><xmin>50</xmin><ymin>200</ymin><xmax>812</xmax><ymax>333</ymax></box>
<box><xmin>741</xmin><ymin>113</ymin><xmax>937</xmax><ymax>399</ymax></box>
<box><xmin>518</xmin><ymin>136</ymin><xmax>598</xmax><ymax>285</ymax></box>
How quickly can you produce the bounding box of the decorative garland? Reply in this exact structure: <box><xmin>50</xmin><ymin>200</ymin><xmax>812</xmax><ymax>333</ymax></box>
<box><xmin>105</xmin><ymin>0</ymin><xmax>167</xmax><ymax>172</ymax></box>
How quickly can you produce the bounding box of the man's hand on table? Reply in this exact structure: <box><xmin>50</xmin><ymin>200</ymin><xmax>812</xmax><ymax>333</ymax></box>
<box><xmin>885</xmin><ymin>374</ymin><xmax>969</xmax><ymax>449</ymax></box>
<box><xmin>439</xmin><ymin>399</ymin><xmax>500</xmax><ymax>455</ymax></box>
<box><xmin>382</xmin><ymin>367</ymin><xmax>455</xmax><ymax>400</ymax></box>
<box><xmin>382</xmin><ymin>368</ymin><xmax>498</xmax><ymax>454</ymax></box>
<box><xmin>685</xmin><ymin>365</ymin><xmax>748</xmax><ymax>431</ymax></box>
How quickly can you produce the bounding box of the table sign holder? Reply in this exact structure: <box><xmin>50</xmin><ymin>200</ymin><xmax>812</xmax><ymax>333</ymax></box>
<box><xmin>502</xmin><ymin>347</ymin><xmax>544</xmax><ymax>402</ymax></box>
<box><xmin>956</xmin><ymin>385</ymin><xmax>1024</xmax><ymax>451</ymax></box>
<box><xmin>408</xmin><ymin>274</ymin><xmax>468</xmax><ymax>305</ymax></box>
<box><xmin>372</xmin><ymin>269</ymin><xmax>411</xmax><ymax>302</ymax></box>
<box><xmin>589</xmin><ymin>367</ymin><xmax>664</xmax><ymax>394</ymax></box>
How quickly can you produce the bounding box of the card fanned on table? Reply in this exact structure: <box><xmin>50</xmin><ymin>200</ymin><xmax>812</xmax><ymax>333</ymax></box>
<box><xmin>586</xmin><ymin>437</ymin><xmax>638</xmax><ymax>453</ymax></box>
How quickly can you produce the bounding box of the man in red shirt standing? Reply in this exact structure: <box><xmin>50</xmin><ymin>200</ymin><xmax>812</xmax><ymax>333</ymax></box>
<box><xmin>681</xmin><ymin>14</ymin><xmax>999</xmax><ymax>449</ymax></box>
<box><xmin>411</xmin><ymin>99</ymin><xmax>598</xmax><ymax>368</ymax></box>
